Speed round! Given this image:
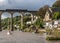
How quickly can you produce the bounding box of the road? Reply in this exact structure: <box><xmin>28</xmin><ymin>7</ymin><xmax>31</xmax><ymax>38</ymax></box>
<box><xmin>0</xmin><ymin>30</ymin><xmax>60</xmax><ymax>43</ymax></box>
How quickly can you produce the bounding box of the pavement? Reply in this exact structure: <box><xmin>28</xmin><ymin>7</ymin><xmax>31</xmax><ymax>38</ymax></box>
<box><xmin>0</xmin><ymin>30</ymin><xmax>60</xmax><ymax>43</ymax></box>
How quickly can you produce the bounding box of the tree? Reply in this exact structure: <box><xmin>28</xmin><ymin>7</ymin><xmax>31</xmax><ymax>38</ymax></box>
<box><xmin>52</xmin><ymin>1</ymin><xmax>60</xmax><ymax>7</ymax></box>
<box><xmin>34</xmin><ymin>18</ymin><xmax>44</xmax><ymax>28</ymax></box>
<box><xmin>37</xmin><ymin>5</ymin><xmax>49</xmax><ymax>19</ymax></box>
<box><xmin>53</xmin><ymin>12</ymin><xmax>60</xmax><ymax>20</ymax></box>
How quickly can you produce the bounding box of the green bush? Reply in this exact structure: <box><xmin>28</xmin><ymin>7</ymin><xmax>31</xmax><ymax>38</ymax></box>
<box><xmin>34</xmin><ymin>18</ymin><xmax>44</xmax><ymax>28</ymax></box>
<box><xmin>53</xmin><ymin>12</ymin><xmax>60</xmax><ymax>20</ymax></box>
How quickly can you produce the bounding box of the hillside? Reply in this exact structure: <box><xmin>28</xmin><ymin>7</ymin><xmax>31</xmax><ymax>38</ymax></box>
<box><xmin>52</xmin><ymin>1</ymin><xmax>60</xmax><ymax>7</ymax></box>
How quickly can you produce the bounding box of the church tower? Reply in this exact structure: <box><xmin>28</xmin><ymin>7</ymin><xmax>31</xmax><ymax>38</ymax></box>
<box><xmin>43</xmin><ymin>11</ymin><xmax>51</xmax><ymax>22</ymax></box>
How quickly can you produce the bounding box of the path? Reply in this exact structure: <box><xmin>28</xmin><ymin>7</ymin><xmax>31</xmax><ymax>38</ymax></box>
<box><xmin>0</xmin><ymin>30</ymin><xmax>59</xmax><ymax>43</ymax></box>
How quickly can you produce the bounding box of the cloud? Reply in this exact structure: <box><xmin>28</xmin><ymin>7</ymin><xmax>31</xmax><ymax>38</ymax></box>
<box><xmin>0</xmin><ymin>0</ymin><xmax>56</xmax><ymax>19</ymax></box>
<box><xmin>0</xmin><ymin>0</ymin><xmax>56</xmax><ymax>10</ymax></box>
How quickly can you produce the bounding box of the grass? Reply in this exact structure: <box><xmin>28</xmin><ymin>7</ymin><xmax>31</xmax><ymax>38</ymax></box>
<box><xmin>46</xmin><ymin>36</ymin><xmax>60</xmax><ymax>40</ymax></box>
<box><xmin>46</xmin><ymin>29</ymin><xmax>60</xmax><ymax>40</ymax></box>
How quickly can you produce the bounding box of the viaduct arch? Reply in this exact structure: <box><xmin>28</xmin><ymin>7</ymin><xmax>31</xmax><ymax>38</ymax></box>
<box><xmin>0</xmin><ymin>9</ymin><xmax>37</xmax><ymax>31</ymax></box>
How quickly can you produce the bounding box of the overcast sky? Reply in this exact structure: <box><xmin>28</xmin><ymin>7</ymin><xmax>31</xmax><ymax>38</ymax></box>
<box><xmin>0</xmin><ymin>0</ymin><xmax>56</xmax><ymax>10</ymax></box>
<box><xmin>0</xmin><ymin>0</ymin><xmax>56</xmax><ymax>19</ymax></box>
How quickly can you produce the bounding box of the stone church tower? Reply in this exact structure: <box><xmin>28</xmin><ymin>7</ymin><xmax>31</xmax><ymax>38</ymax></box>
<box><xmin>43</xmin><ymin>11</ymin><xmax>51</xmax><ymax>22</ymax></box>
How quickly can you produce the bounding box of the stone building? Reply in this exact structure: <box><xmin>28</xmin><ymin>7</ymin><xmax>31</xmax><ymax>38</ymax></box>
<box><xmin>43</xmin><ymin>7</ymin><xmax>60</xmax><ymax>29</ymax></box>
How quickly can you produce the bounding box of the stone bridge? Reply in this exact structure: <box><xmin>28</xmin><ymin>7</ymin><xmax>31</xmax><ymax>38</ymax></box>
<box><xmin>0</xmin><ymin>9</ymin><xmax>37</xmax><ymax>31</ymax></box>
